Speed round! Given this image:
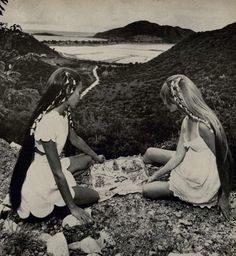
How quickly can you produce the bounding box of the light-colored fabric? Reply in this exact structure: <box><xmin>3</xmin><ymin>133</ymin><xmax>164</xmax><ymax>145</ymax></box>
<box><xmin>18</xmin><ymin>110</ymin><xmax>76</xmax><ymax>219</ymax></box>
<box><xmin>34</xmin><ymin>110</ymin><xmax>69</xmax><ymax>155</ymax></box>
<box><xmin>168</xmin><ymin>116</ymin><xmax>220</xmax><ymax>208</ymax></box>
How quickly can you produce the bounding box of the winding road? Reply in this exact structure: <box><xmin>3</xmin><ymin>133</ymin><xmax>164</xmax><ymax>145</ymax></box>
<box><xmin>80</xmin><ymin>65</ymin><xmax>99</xmax><ymax>99</ymax></box>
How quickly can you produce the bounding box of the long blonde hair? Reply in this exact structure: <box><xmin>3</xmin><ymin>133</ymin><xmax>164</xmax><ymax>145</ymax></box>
<box><xmin>161</xmin><ymin>74</ymin><xmax>234</xmax><ymax>197</ymax></box>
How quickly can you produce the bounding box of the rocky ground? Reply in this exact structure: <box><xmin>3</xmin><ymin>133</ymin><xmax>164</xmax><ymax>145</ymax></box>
<box><xmin>0</xmin><ymin>138</ymin><xmax>236</xmax><ymax>256</ymax></box>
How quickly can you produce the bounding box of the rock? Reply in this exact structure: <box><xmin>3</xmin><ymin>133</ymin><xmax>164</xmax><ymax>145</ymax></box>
<box><xmin>38</xmin><ymin>232</ymin><xmax>52</xmax><ymax>245</ymax></box>
<box><xmin>113</xmin><ymin>160</ymin><xmax>119</xmax><ymax>170</ymax></box>
<box><xmin>3</xmin><ymin>219</ymin><xmax>19</xmax><ymax>234</ymax></box>
<box><xmin>97</xmin><ymin>229</ymin><xmax>116</xmax><ymax>249</ymax></box>
<box><xmin>2</xmin><ymin>194</ymin><xmax>11</xmax><ymax>207</ymax></box>
<box><xmin>230</xmin><ymin>229</ymin><xmax>236</xmax><ymax>240</ymax></box>
<box><xmin>47</xmin><ymin>232</ymin><xmax>69</xmax><ymax>256</ymax></box>
<box><xmin>231</xmin><ymin>199</ymin><xmax>236</xmax><ymax>209</ymax></box>
<box><xmin>0</xmin><ymin>204</ymin><xmax>11</xmax><ymax>218</ymax></box>
<box><xmin>85</xmin><ymin>207</ymin><xmax>92</xmax><ymax>216</ymax></box>
<box><xmin>168</xmin><ymin>253</ymin><xmax>203</xmax><ymax>256</ymax></box>
<box><xmin>179</xmin><ymin>219</ymin><xmax>192</xmax><ymax>226</ymax></box>
<box><xmin>10</xmin><ymin>141</ymin><xmax>21</xmax><ymax>150</ymax></box>
<box><xmin>173</xmin><ymin>211</ymin><xmax>182</xmax><ymax>218</ymax></box>
<box><xmin>68</xmin><ymin>236</ymin><xmax>101</xmax><ymax>254</ymax></box>
<box><xmin>62</xmin><ymin>214</ymin><xmax>83</xmax><ymax>228</ymax></box>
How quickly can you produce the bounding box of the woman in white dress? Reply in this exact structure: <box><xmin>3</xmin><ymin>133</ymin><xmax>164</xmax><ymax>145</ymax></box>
<box><xmin>142</xmin><ymin>75</ymin><xmax>234</xmax><ymax>219</ymax></box>
<box><xmin>10</xmin><ymin>67</ymin><xmax>105</xmax><ymax>222</ymax></box>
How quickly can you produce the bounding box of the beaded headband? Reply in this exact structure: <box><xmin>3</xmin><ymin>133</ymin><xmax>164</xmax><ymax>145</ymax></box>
<box><xmin>170</xmin><ymin>76</ymin><xmax>214</xmax><ymax>133</ymax></box>
<box><xmin>30</xmin><ymin>72</ymin><xmax>77</xmax><ymax>135</ymax></box>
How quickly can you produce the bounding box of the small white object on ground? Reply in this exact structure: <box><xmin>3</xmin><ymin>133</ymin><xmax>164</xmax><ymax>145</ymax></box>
<box><xmin>38</xmin><ymin>232</ymin><xmax>52</xmax><ymax>244</ymax></box>
<box><xmin>2</xmin><ymin>194</ymin><xmax>11</xmax><ymax>207</ymax></box>
<box><xmin>3</xmin><ymin>219</ymin><xmax>19</xmax><ymax>234</ymax></box>
<box><xmin>10</xmin><ymin>141</ymin><xmax>22</xmax><ymax>150</ymax></box>
<box><xmin>168</xmin><ymin>253</ymin><xmax>203</xmax><ymax>256</ymax></box>
<box><xmin>0</xmin><ymin>204</ymin><xmax>11</xmax><ymax>218</ymax></box>
<box><xmin>97</xmin><ymin>229</ymin><xmax>116</xmax><ymax>249</ymax></box>
<box><xmin>47</xmin><ymin>232</ymin><xmax>69</xmax><ymax>256</ymax></box>
<box><xmin>62</xmin><ymin>214</ymin><xmax>83</xmax><ymax>228</ymax></box>
<box><xmin>68</xmin><ymin>236</ymin><xmax>102</xmax><ymax>254</ymax></box>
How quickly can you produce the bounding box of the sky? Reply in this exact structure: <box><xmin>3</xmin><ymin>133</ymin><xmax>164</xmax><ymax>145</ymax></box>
<box><xmin>1</xmin><ymin>0</ymin><xmax>236</xmax><ymax>33</ymax></box>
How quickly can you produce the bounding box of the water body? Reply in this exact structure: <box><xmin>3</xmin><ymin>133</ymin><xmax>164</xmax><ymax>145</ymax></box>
<box><xmin>52</xmin><ymin>43</ymin><xmax>174</xmax><ymax>64</ymax></box>
<box><xmin>27</xmin><ymin>30</ymin><xmax>174</xmax><ymax>63</ymax></box>
<box><xmin>28</xmin><ymin>30</ymin><xmax>107</xmax><ymax>42</ymax></box>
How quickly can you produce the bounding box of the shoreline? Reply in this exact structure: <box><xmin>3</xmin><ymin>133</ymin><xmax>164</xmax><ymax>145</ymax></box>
<box><xmin>43</xmin><ymin>40</ymin><xmax>174</xmax><ymax>47</ymax></box>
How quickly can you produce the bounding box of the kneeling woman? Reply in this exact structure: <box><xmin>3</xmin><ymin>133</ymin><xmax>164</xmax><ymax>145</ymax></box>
<box><xmin>10</xmin><ymin>68</ymin><xmax>105</xmax><ymax>222</ymax></box>
<box><xmin>142</xmin><ymin>75</ymin><xmax>233</xmax><ymax>219</ymax></box>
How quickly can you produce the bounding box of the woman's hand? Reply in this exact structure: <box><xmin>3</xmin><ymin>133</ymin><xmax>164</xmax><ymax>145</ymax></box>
<box><xmin>95</xmin><ymin>154</ymin><xmax>105</xmax><ymax>164</ymax></box>
<box><xmin>147</xmin><ymin>171</ymin><xmax>160</xmax><ymax>183</ymax></box>
<box><xmin>70</xmin><ymin>205</ymin><xmax>93</xmax><ymax>224</ymax></box>
<box><xmin>218</xmin><ymin>193</ymin><xmax>230</xmax><ymax>221</ymax></box>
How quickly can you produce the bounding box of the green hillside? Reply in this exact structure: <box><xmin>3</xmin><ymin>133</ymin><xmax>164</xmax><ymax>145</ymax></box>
<box><xmin>77</xmin><ymin>22</ymin><xmax>236</xmax><ymax>158</ymax></box>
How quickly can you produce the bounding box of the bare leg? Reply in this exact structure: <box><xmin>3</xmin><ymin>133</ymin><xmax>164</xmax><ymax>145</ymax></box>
<box><xmin>72</xmin><ymin>185</ymin><xmax>99</xmax><ymax>207</ymax></box>
<box><xmin>143</xmin><ymin>147</ymin><xmax>175</xmax><ymax>165</ymax></box>
<box><xmin>142</xmin><ymin>181</ymin><xmax>174</xmax><ymax>199</ymax></box>
<box><xmin>67</xmin><ymin>154</ymin><xmax>94</xmax><ymax>177</ymax></box>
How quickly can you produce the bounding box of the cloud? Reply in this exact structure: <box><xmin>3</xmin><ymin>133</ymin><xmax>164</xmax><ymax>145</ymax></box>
<box><xmin>2</xmin><ymin>0</ymin><xmax>236</xmax><ymax>32</ymax></box>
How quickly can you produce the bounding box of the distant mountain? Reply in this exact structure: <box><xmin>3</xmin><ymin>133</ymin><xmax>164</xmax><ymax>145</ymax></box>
<box><xmin>32</xmin><ymin>32</ymin><xmax>61</xmax><ymax>36</ymax></box>
<box><xmin>94</xmin><ymin>20</ymin><xmax>195</xmax><ymax>43</ymax></box>
<box><xmin>78</xmin><ymin>22</ymin><xmax>236</xmax><ymax>158</ymax></box>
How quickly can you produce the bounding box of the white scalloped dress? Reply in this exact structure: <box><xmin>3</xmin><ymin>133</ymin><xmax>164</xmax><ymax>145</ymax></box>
<box><xmin>17</xmin><ymin>110</ymin><xmax>76</xmax><ymax>219</ymax></box>
<box><xmin>168</xmin><ymin>116</ymin><xmax>221</xmax><ymax>208</ymax></box>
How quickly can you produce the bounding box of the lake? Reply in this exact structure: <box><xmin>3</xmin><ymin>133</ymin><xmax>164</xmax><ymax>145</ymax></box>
<box><xmin>51</xmin><ymin>43</ymin><xmax>174</xmax><ymax>64</ymax></box>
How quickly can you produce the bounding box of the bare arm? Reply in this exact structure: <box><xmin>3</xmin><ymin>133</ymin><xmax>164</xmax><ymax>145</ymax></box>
<box><xmin>42</xmin><ymin>140</ymin><xmax>92</xmax><ymax>222</ymax></box>
<box><xmin>42</xmin><ymin>140</ymin><xmax>76</xmax><ymax>210</ymax></box>
<box><xmin>69</xmin><ymin>127</ymin><xmax>101</xmax><ymax>162</ymax></box>
<box><xmin>148</xmin><ymin>121</ymin><xmax>187</xmax><ymax>182</ymax></box>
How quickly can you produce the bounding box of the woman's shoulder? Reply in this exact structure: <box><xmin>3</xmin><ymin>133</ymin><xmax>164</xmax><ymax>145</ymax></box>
<box><xmin>41</xmin><ymin>110</ymin><xmax>61</xmax><ymax>123</ymax></box>
<box><xmin>198</xmin><ymin>121</ymin><xmax>215</xmax><ymax>140</ymax></box>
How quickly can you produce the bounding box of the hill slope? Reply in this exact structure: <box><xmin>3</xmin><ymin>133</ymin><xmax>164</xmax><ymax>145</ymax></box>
<box><xmin>77</xmin><ymin>22</ymin><xmax>236</xmax><ymax>158</ymax></box>
<box><xmin>0</xmin><ymin>29</ymin><xmax>59</xmax><ymax>56</ymax></box>
<box><xmin>94</xmin><ymin>20</ymin><xmax>194</xmax><ymax>43</ymax></box>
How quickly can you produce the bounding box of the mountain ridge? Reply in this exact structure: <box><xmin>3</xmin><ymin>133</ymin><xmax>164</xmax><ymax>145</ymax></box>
<box><xmin>94</xmin><ymin>20</ymin><xmax>195</xmax><ymax>43</ymax></box>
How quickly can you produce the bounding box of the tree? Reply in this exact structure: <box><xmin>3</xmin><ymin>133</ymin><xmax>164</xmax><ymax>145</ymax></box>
<box><xmin>0</xmin><ymin>0</ymin><xmax>8</xmax><ymax>16</ymax></box>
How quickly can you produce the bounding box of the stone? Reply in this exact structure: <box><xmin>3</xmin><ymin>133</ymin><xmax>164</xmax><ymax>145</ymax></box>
<box><xmin>3</xmin><ymin>219</ymin><xmax>19</xmax><ymax>234</ymax></box>
<box><xmin>10</xmin><ymin>141</ymin><xmax>22</xmax><ymax>150</ymax></box>
<box><xmin>69</xmin><ymin>236</ymin><xmax>101</xmax><ymax>254</ymax></box>
<box><xmin>168</xmin><ymin>253</ymin><xmax>203</xmax><ymax>256</ymax></box>
<box><xmin>38</xmin><ymin>232</ymin><xmax>52</xmax><ymax>244</ymax></box>
<box><xmin>0</xmin><ymin>204</ymin><xmax>11</xmax><ymax>218</ymax></box>
<box><xmin>84</xmin><ymin>207</ymin><xmax>92</xmax><ymax>216</ymax></box>
<box><xmin>47</xmin><ymin>232</ymin><xmax>69</xmax><ymax>256</ymax></box>
<box><xmin>173</xmin><ymin>211</ymin><xmax>182</xmax><ymax>218</ymax></box>
<box><xmin>97</xmin><ymin>229</ymin><xmax>116</xmax><ymax>249</ymax></box>
<box><xmin>62</xmin><ymin>214</ymin><xmax>83</xmax><ymax>228</ymax></box>
<box><xmin>178</xmin><ymin>219</ymin><xmax>192</xmax><ymax>226</ymax></box>
<box><xmin>2</xmin><ymin>194</ymin><xmax>11</xmax><ymax>207</ymax></box>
